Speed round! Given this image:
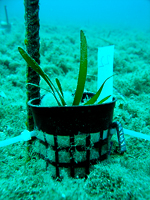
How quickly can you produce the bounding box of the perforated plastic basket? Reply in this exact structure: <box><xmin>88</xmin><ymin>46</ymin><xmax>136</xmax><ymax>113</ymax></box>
<box><xmin>28</xmin><ymin>93</ymin><xmax>118</xmax><ymax>178</ymax></box>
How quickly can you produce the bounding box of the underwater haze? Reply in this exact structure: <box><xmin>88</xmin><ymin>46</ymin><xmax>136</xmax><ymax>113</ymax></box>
<box><xmin>0</xmin><ymin>0</ymin><xmax>150</xmax><ymax>200</ymax></box>
<box><xmin>0</xmin><ymin>0</ymin><xmax>150</xmax><ymax>29</ymax></box>
<box><xmin>39</xmin><ymin>0</ymin><xmax>150</xmax><ymax>29</ymax></box>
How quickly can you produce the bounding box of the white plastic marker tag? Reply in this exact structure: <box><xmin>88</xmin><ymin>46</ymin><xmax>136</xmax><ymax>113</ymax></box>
<box><xmin>97</xmin><ymin>45</ymin><xmax>114</xmax><ymax>103</ymax></box>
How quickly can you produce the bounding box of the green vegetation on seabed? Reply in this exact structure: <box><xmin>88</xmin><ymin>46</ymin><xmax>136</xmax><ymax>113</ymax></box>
<box><xmin>18</xmin><ymin>30</ymin><xmax>112</xmax><ymax>106</ymax></box>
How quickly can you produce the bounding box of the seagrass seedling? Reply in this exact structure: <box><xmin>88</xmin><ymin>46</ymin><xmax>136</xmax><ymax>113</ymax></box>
<box><xmin>18</xmin><ymin>30</ymin><xmax>112</xmax><ymax>106</ymax></box>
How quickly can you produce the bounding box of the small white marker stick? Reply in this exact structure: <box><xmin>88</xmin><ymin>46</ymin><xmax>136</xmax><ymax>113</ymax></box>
<box><xmin>97</xmin><ymin>45</ymin><xmax>114</xmax><ymax>103</ymax></box>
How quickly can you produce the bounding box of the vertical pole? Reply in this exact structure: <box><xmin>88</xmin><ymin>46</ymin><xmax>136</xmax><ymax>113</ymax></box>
<box><xmin>24</xmin><ymin>0</ymin><xmax>40</xmax><ymax>131</ymax></box>
<box><xmin>5</xmin><ymin>6</ymin><xmax>9</xmax><ymax>25</ymax></box>
<box><xmin>4</xmin><ymin>6</ymin><xmax>11</xmax><ymax>32</ymax></box>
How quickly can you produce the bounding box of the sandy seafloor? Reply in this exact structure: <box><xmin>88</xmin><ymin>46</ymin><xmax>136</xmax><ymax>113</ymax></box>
<box><xmin>0</xmin><ymin>19</ymin><xmax>150</xmax><ymax>200</ymax></box>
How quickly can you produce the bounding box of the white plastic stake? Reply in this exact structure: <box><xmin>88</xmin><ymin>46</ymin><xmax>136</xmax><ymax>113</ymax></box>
<box><xmin>97</xmin><ymin>45</ymin><xmax>114</xmax><ymax>103</ymax></box>
<box><xmin>0</xmin><ymin>130</ymin><xmax>37</xmax><ymax>147</ymax></box>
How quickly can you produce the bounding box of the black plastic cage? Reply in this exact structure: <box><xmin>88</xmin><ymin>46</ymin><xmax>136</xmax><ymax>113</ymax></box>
<box><xmin>28</xmin><ymin>94</ymin><xmax>126</xmax><ymax>178</ymax></box>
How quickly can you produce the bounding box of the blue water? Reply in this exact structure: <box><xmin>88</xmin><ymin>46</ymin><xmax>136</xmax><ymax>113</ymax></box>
<box><xmin>0</xmin><ymin>0</ymin><xmax>150</xmax><ymax>30</ymax></box>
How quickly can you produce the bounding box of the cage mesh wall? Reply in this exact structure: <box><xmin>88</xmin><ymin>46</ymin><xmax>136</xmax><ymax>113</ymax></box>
<box><xmin>31</xmin><ymin>128</ymin><xmax>111</xmax><ymax>178</ymax></box>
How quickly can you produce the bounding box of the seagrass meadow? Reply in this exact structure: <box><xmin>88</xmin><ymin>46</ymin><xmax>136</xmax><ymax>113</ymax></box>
<box><xmin>0</xmin><ymin>21</ymin><xmax>150</xmax><ymax>199</ymax></box>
